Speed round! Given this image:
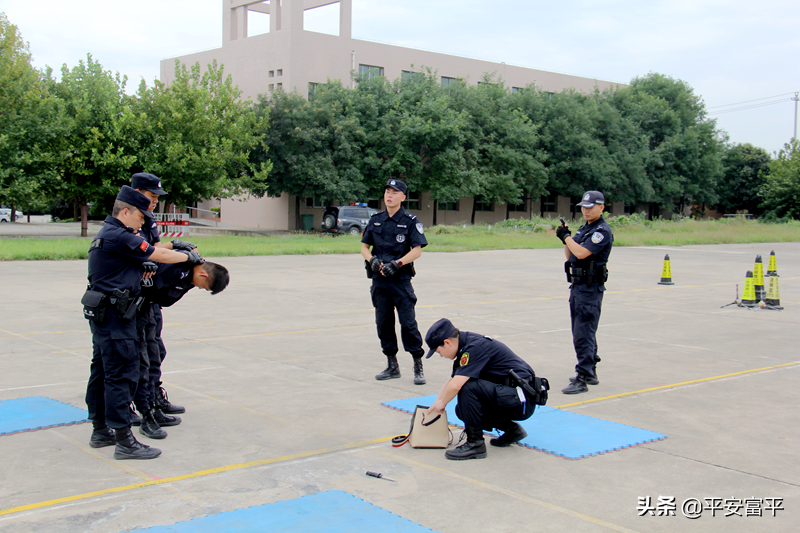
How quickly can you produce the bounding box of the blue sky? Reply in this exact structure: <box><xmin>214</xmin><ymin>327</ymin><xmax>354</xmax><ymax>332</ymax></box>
<box><xmin>2</xmin><ymin>0</ymin><xmax>798</xmax><ymax>155</ymax></box>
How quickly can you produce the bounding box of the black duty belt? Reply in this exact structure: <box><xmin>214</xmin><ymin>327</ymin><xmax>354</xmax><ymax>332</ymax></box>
<box><xmin>565</xmin><ymin>261</ymin><xmax>608</xmax><ymax>285</ymax></box>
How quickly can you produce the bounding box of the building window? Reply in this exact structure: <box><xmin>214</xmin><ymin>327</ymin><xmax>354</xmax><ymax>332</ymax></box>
<box><xmin>477</xmin><ymin>81</ymin><xmax>498</xmax><ymax>89</ymax></box>
<box><xmin>404</xmin><ymin>191</ymin><xmax>421</xmax><ymax>210</ymax></box>
<box><xmin>441</xmin><ymin>76</ymin><xmax>459</xmax><ymax>87</ymax></box>
<box><xmin>367</xmin><ymin>198</ymin><xmax>381</xmax><ymax>209</ymax></box>
<box><xmin>359</xmin><ymin>64</ymin><xmax>384</xmax><ymax>80</ymax></box>
<box><xmin>508</xmin><ymin>200</ymin><xmax>527</xmax><ymax>212</ymax></box>
<box><xmin>277</xmin><ymin>69</ymin><xmax>283</xmax><ymax>76</ymax></box>
<box><xmin>269</xmin><ymin>84</ymin><xmax>274</xmax><ymax>91</ymax></box>
<box><xmin>541</xmin><ymin>193</ymin><xmax>557</xmax><ymax>212</ymax></box>
<box><xmin>548</xmin><ymin>92</ymin><xmax>555</xmax><ymax>99</ymax></box>
<box><xmin>439</xmin><ymin>200</ymin><xmax>459</xmax><ymax>211</ymax></box>
<box><xmin>511</xmin><ymin>87</ymin><xmax>525</xmax><ymax>94</ymax></box>
<box><xmin>277</xmin><ymin>83</ymin><xmax>282</xmax><ymax>89</ymax></box>
<box><xmin>401</xmin><ymin>70</ymin><xmax>423</xmax><ymax>82</ymax></box>
<box><xmin>306</xmin><ymin>196</ymin><xmax>326</xmax><ymax>208</ymax></box>
<box><xmin>624</xmin><ymin>203</ymin><xmax>634</xmax><ymax>215</ymax></box>
<box><xmin>308</xmin><ymin>82</ymin><xmax>319</xmax><ymax>96</ymax></box>
<box><xmin>269</xmin><ymin>70</ymin><xmax>274</xmax><ymax>78</ymax></box>
<box><xmin>604</xmin><ymin>200</ymin><xmax>613</xmax><ymax>214</ymax></box>
<box><xmin>474</xmin><ymin>198</ymin><xmax>494</xmax><ymax>212</ymax></box>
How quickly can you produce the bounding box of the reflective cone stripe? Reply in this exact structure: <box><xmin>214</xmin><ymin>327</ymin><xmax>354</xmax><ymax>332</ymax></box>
<box><xmin>740</xmin><ymin>271</ymin><xmax>757</xmax><ymax>307</ymax></box>
<box><xmin>765</xmin><ymin>276</ymin><xmax>783</xmax><ymax>310</ymax></box>
<box><xmin>658</xmin><ymin>254</ymin><xmax>674</xmax><ymax>285</ymax></box>
<box><xmin>767</xmin><ymin>250</ymin><xmax>779</xmax><ymax>277</ymax></box>
<box><xmin>753</xmin><ymin>255</ymin><xmax>765</xmax><ymax>301</ymax></box>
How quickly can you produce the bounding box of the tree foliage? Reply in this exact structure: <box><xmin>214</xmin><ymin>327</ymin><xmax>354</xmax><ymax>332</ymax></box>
<box><xmin>716</xmin><ymin>143</ymin><xmax>771</xmax><ymax>215</ymax></box>
<box><xmin>761</xmin><ymin>139</ymin><xmax>800</xmax><ymax>219</ymax></box>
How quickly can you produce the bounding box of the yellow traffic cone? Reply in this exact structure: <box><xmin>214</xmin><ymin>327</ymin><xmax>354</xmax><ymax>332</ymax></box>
<box><xmin>766</xmin><ymin>250</ymin><xmax>779</xmax><ymax>277</ymax></box>
<box><xmin>764</xmin><ymin>275</ymin><xmax>784</xmax><ymax>310</ymax></box>
<box><xmin>753</xmin><ymin>255</ymin><xmax>765</xmax><ymax>301</ymax></box>
<box><xmin>740</xmin><ymin>271</ymin><xmax>757</xmax><ymax>308</ymax></box>
<box><xmin>658</xmin><ymin>254</ymin><xmax>674</xmax><ymax>285</ymax></box>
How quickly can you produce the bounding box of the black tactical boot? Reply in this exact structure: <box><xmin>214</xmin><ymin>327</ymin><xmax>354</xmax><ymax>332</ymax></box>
<box><xmin>445</xmin><ymin>427</ymin><xmax>487</xmax><ymax>460</ymax></box>
<box><xmin>129</xmin><ymin>404</ymin><xmax>142</xmax><ymax>426</ymax></box>
<box><xmin>375</xmin><ymin>355</ymin><xmax>401</xmax><ymax>380</ymax></box>
<box><xmin>139</xmin><ymin>409</ymin><xmax>168</xmax><ymax>439</ymax></box>
<box><xmin>114</xmin><ymin>427</ymin><xmax>161</xmax><ymax>460</ymax></box>
<box><xmin>413</xmin><ymin>357</ymin><xmax>426</xmax><ymax>385</ymax></box>
<box><xmin>570</xmin><ymin>367</ymin><xmax>599</xmax><ymax>385</ymax></box>
<box><xmin>562</xmin><ymin>374</ymin><xmax>589</xmax><ymax>394</ymax></box>
<box><xmin>154</xmin><ymin>408</ymin><xmax>181</xmax><ymax>427</ymax></box>
<box><xmin>156</xmin><ymin>386</ymin><xmax>185</xmax><ymax>414</ymax></box>
<box><xmin>89</xmin><ymin>426</ymin><xmax>116</xmax><ymax>448</ymax></box>
<box><xmin>490</xmin><ymin>422</ymin><xmax>528</xmax><ymax>447</ymax></box>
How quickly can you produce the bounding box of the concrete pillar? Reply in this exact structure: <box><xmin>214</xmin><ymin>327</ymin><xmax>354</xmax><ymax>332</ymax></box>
<box><xmin>271</xmin><ymin>0</ymin><xmax>282</xmax><ymax>32</ymax></box>
<box><xmin>339</xmin><ymin>0</ymin><xmax>352</xmax><ymax>39</ymax></box>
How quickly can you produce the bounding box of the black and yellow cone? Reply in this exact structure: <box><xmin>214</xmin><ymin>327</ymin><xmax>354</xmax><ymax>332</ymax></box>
<box><xmin>766</xmin><ymin>250</ymin><xmax>779</xmax><ymax>277</ymax></box>
<box><xmin>740</xmin><ymin>271</ymin><xmax>758</xmax><ymax>308</ymax></box>
<box><xmin>658</xmin><ymin>254</ymin><xmax>674</xmax><ymax>285</ymax></box>
<box><xmin>764</xmin><ymin>275</ymin><xmax>784</xmax><ymax>310</ymax></box>
<box><xmin>753</xmin><ymin>255</ymin><xmax>765</xmax><ymax>302</ymax></box>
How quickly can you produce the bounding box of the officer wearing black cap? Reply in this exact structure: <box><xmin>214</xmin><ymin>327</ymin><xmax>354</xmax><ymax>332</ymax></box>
<box><xmin>425</xmin><ymin>318</ymin><xmax>541</xmax><ymax>460</ymax></box>
<box><xmin>130</xmin><ymin>173</ymin><xmax>194</xmax><ymax>439</ymax></box>
<box><xmin>361</xmin><ymin>179</ymin><xmax>428</xmax><ymax>385</ymax></box>
<box><xmin>556</xmin><ymin>190</ymin><xmax>614</xmax><ymax>394</ymax></box>
<box><xmin>83</xmin><ymin>185</ymin><xmax>204</xmax><ymax>460</ymax></box>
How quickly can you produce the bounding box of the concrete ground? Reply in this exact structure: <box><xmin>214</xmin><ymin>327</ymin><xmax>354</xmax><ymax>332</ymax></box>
<box><xmin>0</xmin><ymin>242</ymin><xmax>798</xmax><ymax>532</ymax></box>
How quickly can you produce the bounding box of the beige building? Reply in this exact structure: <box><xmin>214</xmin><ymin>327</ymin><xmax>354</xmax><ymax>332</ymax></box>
<box><xmin>161</xmin><ymin>0</ymin><xmax>627</xmax><ymax>230</ymax></box>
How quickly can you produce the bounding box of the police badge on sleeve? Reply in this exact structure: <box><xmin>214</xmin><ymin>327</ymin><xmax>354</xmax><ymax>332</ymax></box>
<box><xmin>591</xmin><ymin>232</ymin><xmax>604</xmax><ymax>244</ymax></box>
<box><xmin>416</xmin><ymin>223</ymin><xmax>424</xmax><ymax>234</ymax></box>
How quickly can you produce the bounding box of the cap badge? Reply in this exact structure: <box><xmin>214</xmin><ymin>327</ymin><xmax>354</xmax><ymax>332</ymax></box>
<box><xmin>390</xmin><ymin>180</ymin><xmax>396</xmax><ymax>186</ymax></box>
<box><xmin>583</xmin><ymin>193</ymin><xmax>590</xmax><ymax>201</ymax></box>
<box><xmin>158</xmin><ymin>181</ymin><xmax>162</xmax><ymax>188</ymax></box>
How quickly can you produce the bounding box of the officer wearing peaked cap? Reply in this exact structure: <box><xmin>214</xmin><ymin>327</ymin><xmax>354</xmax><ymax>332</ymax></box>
<box><xmin>361</xmin><ymin>179</ymin><xmax>428</xmax><ymax>385</ymax></box>
<box><xmin>83</xmin><ymin>186</ymin><xmax>204</xmax><ymax>460</ymax></box>
<box><xmin>556</xmin><ymin>190</ymin><xmax>614</xmax><ymax>394</ymax></box>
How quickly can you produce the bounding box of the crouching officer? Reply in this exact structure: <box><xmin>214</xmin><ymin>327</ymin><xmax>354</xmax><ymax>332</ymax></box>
<box><xmin>361</xmin><ymin>179</ymin><xmax>428</xmax><ymax>385</ymax></box>
<box><xmin>143</xmin><ymin>260</ymin><xmax>229</xmax><ymax>308</ymax></box>
<box><xmin>424</xmin><ymin>318</ymin><xmax>548</xmax><ymax>461</ymax></box>
<box><xmin>82</xmin><ymin>186</ymin><xmax>204</xmax><ymax>460</ymax></box>
<box><xmin>556</xmin><ymin>190</ymin><xmax>613</xmax><ymax>394</ymax></box>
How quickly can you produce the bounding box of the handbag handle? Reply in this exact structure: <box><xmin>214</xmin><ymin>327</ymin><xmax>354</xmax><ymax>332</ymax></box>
<box><xmin>420</xmin><ymin>413</ymin><xmax>440</xmax><ymax>426</ymax></box>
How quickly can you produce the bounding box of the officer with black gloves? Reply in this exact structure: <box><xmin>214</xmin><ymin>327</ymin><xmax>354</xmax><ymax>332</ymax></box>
<box><xmin>361</xmin><ymin>179</ymin><xmax>428</xmax><ymax>385</ymax></box>
<box><xmin>424</xmin><ymin>318</ymin><xmax>546</xmax><ymax>461</ymax></box>
<box><xmin>83</xmin><ymin>186</ymin><xmax>204</xmax><ymax>460</ymax></box>
<box><xmin>557</xmin><ymin>190</ymin><xmax>614</xmax><ymax>394</ymax></box>
<box><xmin>131</xmin><ymin>172</ymin><xmax>196</xmax><ymax>439</ymax></box>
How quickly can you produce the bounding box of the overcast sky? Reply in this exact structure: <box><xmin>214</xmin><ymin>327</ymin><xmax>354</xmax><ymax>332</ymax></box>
<box><xmin>2</xmin><ymin>0</ymin><xmax>798</xmax><ymax>155</ymax></box>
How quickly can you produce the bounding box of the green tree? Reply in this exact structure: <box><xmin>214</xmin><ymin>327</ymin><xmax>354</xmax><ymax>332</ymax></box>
<box><xmin>0</xmin><ymin>13</ymin><xmax>64</xmax><ymax>219</ymax></box>
<box><xmin>761</xmin><ymin>139</ymin><xmax>800</xmax><ymax>219</ymax></box>
<box><xmin>50</xmin><ymin>54</ymin><xmax>135</xmax><ymax>236</ymax></box>
<box><xmin>128</xmin><ymin>60</ymin><xmax>270</xmax><ymax>209</ymax></box>
<box><xmin>716</xmin><ymin>143</ymin><xmax>771</xmax><ymax>216</ymax></box>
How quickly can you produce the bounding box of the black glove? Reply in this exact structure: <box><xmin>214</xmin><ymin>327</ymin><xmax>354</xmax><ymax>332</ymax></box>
<box><xmin>556</xmin><ymin>225</ymin><xmax>572</xmax><ymax>244</ymax></box>
<box><xmin>180</xmin><ymin>250</ymin><xmax>205</xmax><ymax>265</ymax></box>
<box><xmin>141</xmin><ymin>261</ymin><xmax>158</xmax><ymax>274</ymax></box>
<box><xmin>381</xmin><ymin>260</ymin><xmax>400</xmax><ymax>277</ymax></box>
<box><xmin>369</xmin><ymin>256</ymin><xmax>382</xmax><ymax>273</ymax></box>
<box><xmin>171</xmin><ymin>239</ymin><xmax>197</xmax><ymax>251</ymax></box>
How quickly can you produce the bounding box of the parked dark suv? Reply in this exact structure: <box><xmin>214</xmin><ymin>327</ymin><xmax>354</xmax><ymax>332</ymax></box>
<box><xmin>320</xmin><ymin>205</ymin><xmax>378</xmax><ymax>235</ymax></box>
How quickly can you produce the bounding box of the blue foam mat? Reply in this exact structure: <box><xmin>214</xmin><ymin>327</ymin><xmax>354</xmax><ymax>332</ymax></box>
<box><xmin>382</xmin><ymin>394</ymin><xmax>666</xmax><ymax>459</ymax></box>
<box><xmin>0</xmin><ymin>396</ymin><xmax>89</xmax><ymax>436</ymax></box>
<box><xmin>129</xmin><ymin>490</ymin><xmax>436</xmax><ymax>533</ymax></box>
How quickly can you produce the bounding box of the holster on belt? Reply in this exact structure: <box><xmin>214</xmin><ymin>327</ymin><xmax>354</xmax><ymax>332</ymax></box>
<box><xmin>509</xmin><ymin>369</ymin><xmax>550</xmax><ymax>406</ymax></box>
<box><xmin>109</xmin><ymin>289</ymin><xmax>144</xmax><ymax>322</ymax></box>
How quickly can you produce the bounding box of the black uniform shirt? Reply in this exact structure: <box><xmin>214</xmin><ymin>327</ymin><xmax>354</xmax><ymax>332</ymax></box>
<box><xmin>142</xmin><ymin>263</ymin><xmax>195</xmax><ymax>308</ymax></box>
<box><xmin>362</xmin><ymin>207</ymin><xmax>427</xmax><ymax>278</ymax></box>
<box><xmin>568</xmin><ymin>215</ymin><xmax>614</xmax><ymax>268</ymax></box>
<box><xmin>137</xmin><ymin>213</ymin><xmax>161</xmax><ymax>246</ymax></box>
<box><xmin>88</xmin><ymin>216</ymin><xmax>155</xmax><ymax>295</ymax></box>
<box><xmin>451</xmin><ymin>331</ymin><xmax>535</xmax><ymax>383</ymax></box>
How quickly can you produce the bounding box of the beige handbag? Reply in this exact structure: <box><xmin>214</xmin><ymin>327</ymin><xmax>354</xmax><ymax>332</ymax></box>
<box><xmin>392</xmin><ymin>405</ymin><xmax>453</xmax><ymax>448</ymax></box>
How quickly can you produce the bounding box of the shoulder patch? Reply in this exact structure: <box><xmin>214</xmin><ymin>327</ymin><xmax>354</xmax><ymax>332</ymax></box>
<box><xmin>459</xmin><ymin>352</ymin><xmax>470</xmax><ymax>367</ymax></box>
<box><xmin>139</xmin><ymin>240</ymin><xmax>149</xmax><ymax>252</ymax></box>
<box><xmin>591</xmin><ymin>232</ymin><xmax>604</xmax><ymax>244</ymax></box>
<box><xmin>416</xmin><ymin>222</ymin><xmax>424</xmax><ymax>235</ymax></box>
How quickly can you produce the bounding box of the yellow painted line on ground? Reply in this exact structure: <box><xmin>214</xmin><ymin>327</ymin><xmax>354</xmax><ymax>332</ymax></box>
<box><xmin>0</xmin><ymin>436</ymin><xmax>393</xmax><ymax>517</ymax></box>
<box><xmin>386</xmin><ymin>452</ymin><xmax>640</xmax><ymax>533</ymax></box>
<box><xmin>554</xmin><ymin>361</ymin><xmax>800</xmax><ymax>409</ymax></box>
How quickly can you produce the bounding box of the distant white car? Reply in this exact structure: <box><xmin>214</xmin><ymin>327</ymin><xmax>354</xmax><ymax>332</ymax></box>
<box><xmin>0</xmin><ymin>208</ymin><xmax>24</xmax><ymax>222</ymax></box>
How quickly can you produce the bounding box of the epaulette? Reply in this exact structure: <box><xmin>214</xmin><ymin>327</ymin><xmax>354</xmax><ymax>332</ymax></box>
<box><xmin>371</xmin><ymin>210</ymin><xmax>384</xmax><ymax>217</ymax></box>
<box><xmin>403</xmin><ymin>212</ymin><xmax>417</xmax><ymax>220</ymax></box>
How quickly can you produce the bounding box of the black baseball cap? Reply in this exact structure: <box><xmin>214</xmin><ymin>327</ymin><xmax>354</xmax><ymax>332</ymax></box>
<box><xmin>131</xmin><ymin>172</ymin><xmax>167</xmax><ymax>195</ymax></box>
<box><xmin>425</xmin><ymin>318</ymin><xmax>457</xmax><ymax>358</ymax></box>
<box><xmin>576</xmin><ymin>190</ymin><xmax>605</xmax><ymax>208</ymax></box>
<box><xmin>116</xmin><ymin>185</ymin><xmax>154</xmax><ymax>219</ymax></box>
<box><xmin>384</xmin><ymin>179</ymin><xmax>408</xmax><ymax>195</ymax></box>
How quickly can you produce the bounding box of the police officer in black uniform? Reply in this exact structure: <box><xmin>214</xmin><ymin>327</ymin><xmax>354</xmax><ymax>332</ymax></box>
<box><xmin>424</xmin><ymin>318</ymin><xmax>543</xmax><ymax>460</ymax></box>
<box><xmin>131</xmin><ymin>173</ymin><xmax>194</xmax><ymax>439</ymax></box>
<box><xmin>361</xmin><ymin>179</ymin><xmax>428</xmax><ymax>385</ymax></box>
<box><xmin>557</xmin><ymin>190</ymin><xmax>614</xmax><ymax>394</ymax></box>
<box><xmin>143</xmin><ymin>260</ymin><xmax>229</xmax><ymax>308</ymax></box>
<box><xmin>83</xmin><ymin>185</ymin><xmax>204</xmax><ymax>460</ymax></box>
